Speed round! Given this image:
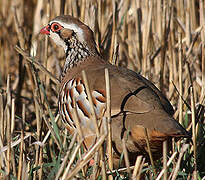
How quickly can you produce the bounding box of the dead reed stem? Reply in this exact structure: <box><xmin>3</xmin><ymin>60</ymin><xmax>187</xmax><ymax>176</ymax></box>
<box><xmin>82</xmin><ymin>70</ymin><xmax>99</xmax><ymax>136</ymax></box>
<box><xmin>61</xmin><ymin>140</ymin><xmax>83</xmax><ymax>180</ymax></box>
<box><xmin>171</xmin><ymin>144</ymin><xmax>189</xmax><ymax>180</ymax></box>
<box><xmin>136</xmin><ymin>158</ymin><xmax>145</xmax><ymax>180</ymax></box>
<box><xmin>72</xmin><ymin>104</ymin><xmax>84</xmax><ymax>140</ymax></box>
<box><xmin>72</xmin><ymin>104</ymin><xmax>86</xmax><ymax>176</ymax></box>
<box><xmin>142</xmin><ymin>1</ymin><xmax>152</xmax><ymax>76</ymax></box>
<box><xmin>156</xmin><ymin>152</ymin><xmax>178</xmax><ymax>180</ymax></box>
<box><xmin>6</xmin><ymin>75</ymin><xmax>11</xmax><ymax>175</ymax></box>
<box><xmin>132</xmin><ymin>155</ymin><xmax>143</xmax><ymax>179</ymax></box>
<box><xmin>163</xmin><ymin>140</ymin><xmax>167</xmax><ymax>180</ymax></box>
<box><xmin>105</xmin><ymin>68</ymin><xmax>113</xmax><ymax>180</ymax></box>
<box><xmin>33</xmin><ymin>89</ymin><xmax>41</xmax><ymax>180</ymax></box>
<box><xmin>199</xmin><ymin>0</ymin><xmax>205</xmax><ymax>104</ymax></box>
<box><xmin>0</xmin><ymin>94</ymin><xmax>4</xmax><ymax>140</ymax></box>
<box><xmin>55</xmin><ymin>131</ymin><xmax>78</xmax><ymax>180</ymax></box>
<box><xmin>190</xmin><ymin>87</ymin><xmax>197</xmax><ymax>180</ymax></box>
<box><xmin>109</xmin><ymin>0</ymin><xmax>117</xmax><ymax>63</ymax></box>
<box><xmin>122</xmin><ymin>138</ymin><xmax>131</xmax><ymax>177</ymax></box>
<box><xmin>178</xmin><ymin>32</ymin><xmax>183</xmax><ymax>126</ymax></box>
<box><xmin>92</xmin><ymin>151</ymin><xmax>100</xmax><ymax>179</ymax></box>
<box><xmin>17</xmin><ymin>103</ymin><xmax>25</xmax><ymax>180</ymax></box>
<box><xmin>144</xmin><ymin>128</ymin><xmax>156</xmax><ymax>176</ymax></box>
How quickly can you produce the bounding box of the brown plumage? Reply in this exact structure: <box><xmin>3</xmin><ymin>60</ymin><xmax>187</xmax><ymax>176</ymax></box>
<box><xmin>40</xmin><ymin>15</ymin><xmax>189</xmax><ymax>166</ymax></box>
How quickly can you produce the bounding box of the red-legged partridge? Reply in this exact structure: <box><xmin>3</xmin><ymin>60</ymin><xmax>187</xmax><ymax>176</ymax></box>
<box><xmin>40</xmin><ymin>15</ymin><xmax>189</xmax><ymax>166</ymax></box>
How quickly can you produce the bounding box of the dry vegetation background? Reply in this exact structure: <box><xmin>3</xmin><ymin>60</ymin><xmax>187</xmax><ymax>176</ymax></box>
<box><xmin>0</xmin><ymin>0</ymin><xmax>205</xmax><ymax>179</ymax></box>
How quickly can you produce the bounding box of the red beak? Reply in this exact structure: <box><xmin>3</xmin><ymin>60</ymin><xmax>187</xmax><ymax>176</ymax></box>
<box><xmin>40</xmin><ymin>25</ymin><xmax>50</xmax><ymax>35</ymax></box>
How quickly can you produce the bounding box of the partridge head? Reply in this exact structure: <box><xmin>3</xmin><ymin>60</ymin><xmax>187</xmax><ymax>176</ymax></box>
<box><xmin>40</xmin><ymin>16</ymin><xmax>99</xmax><ymax>68</ymax></box>
<box><xmin>40</xmin><ymin>15</ymin><xmax>189</xmax><ymax>166</ymax></box>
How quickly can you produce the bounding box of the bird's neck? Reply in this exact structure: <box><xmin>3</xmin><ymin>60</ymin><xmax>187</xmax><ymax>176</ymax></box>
<box><xmin>61</xmin><ymin>37</ymin><xmax>91</xmax><ymax>78</ymax></box>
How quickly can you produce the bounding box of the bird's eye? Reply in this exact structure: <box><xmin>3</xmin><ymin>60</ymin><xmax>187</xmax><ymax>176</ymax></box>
<box><xmin>51</xmin><ymin>23</ymin><xmax>63</xmax><ymax>32</ymax></box>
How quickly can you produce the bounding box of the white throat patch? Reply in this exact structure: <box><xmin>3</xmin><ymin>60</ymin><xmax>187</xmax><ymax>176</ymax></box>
<box><xmin>50</xmin><ymin>31</ymin><xmax>67</xmax><ymax>51</ymax></box>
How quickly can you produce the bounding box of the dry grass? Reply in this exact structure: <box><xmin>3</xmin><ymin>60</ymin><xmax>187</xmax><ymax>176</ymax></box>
<box><xmin>0</xmin><ymin>0</ymin><xmax>205</xmax><ymax>179</ymax></box>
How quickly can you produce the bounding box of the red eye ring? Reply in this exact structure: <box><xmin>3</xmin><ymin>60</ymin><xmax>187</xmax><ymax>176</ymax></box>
<box><xmin>51</xmin><ymin>23</ymin><xmax>63</xmax><ymax>32</ymax></box>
